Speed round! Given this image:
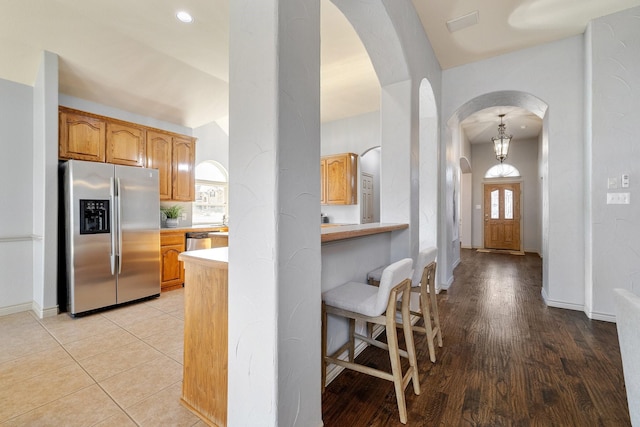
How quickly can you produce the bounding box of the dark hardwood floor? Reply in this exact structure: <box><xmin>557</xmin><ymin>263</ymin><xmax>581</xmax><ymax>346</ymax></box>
<box><xmin>322</xmin><ymin>249</ymin><xmax>631</xmax><ymax>426</ymax></box>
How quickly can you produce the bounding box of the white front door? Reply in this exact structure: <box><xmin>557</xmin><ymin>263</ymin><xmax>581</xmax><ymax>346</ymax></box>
<box><xmin>361</xmin><ymin>173</ymin><xmax>373</xmax><ymax>223</ymax></box>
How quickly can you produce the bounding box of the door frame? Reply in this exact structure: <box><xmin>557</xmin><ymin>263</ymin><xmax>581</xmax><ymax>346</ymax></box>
<box><xmin>482</xmin><ymin>179</ymin><xmax>524</xmax><ymax>252</ymax></box>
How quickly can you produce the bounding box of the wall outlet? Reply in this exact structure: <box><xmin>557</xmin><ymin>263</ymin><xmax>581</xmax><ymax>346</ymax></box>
<box><xmin>607</xmin><ymin>192</ymin><xmax>630</xmax><ymax>204</ymax></box>
<box><xmin>181</xmin><ymin>212</ymin><xmax>187</xmax><ymax>220</ymax></box>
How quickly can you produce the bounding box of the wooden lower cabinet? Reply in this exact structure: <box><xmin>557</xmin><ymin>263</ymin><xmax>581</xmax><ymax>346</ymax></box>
<box><xmin>160</xmin><ymin>232</ymin><xmax>185</xmax><ymax>291</ymax></box>
<box><xmin>210</xmin><ymin>233</ymin><xmax>228</xmax><ymax>248</ymax></box>
<box><xmin>179</xmin><ymin>250</ymin><xmax>228</xmax><ymax>427</ymax></box>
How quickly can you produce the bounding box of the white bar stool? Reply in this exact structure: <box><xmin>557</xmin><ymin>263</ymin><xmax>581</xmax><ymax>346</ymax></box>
<box><xmin>321</xmin><ymin>258</ymin><xmax>420</xmax><ymax>424</ymax></box>
<box><xmin>367</xmin><ymin>247</ymin><xmax>443</xmax><ymax>363</ymax></box>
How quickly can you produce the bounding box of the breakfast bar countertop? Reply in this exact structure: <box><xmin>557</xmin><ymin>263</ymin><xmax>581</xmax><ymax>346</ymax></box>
<box><xmin>321</xmin><ymin>222</ymin><xmax>408</xmax><ymax>243</ymax></box>
<box><xmin>179</xmin><ymin>246</ymin><xmax>229</xmax><ymax>267</ymax></box>
<box><xmin>160</xmin><ymin>225</ymin><xmax>228</xmax><ymax>234</ymax></box>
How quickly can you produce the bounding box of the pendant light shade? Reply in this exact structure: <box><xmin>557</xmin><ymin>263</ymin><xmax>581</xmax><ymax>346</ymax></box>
<box><xmin>491</xmin><ymin>114</ymin><xmax>512</xmax><ymax>163</ymax></box>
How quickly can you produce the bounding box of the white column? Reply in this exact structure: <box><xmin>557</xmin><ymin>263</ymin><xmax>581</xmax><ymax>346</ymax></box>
<box><xmin>380</xmin><ymin>80</ymin><xmax>413</xmax><ymax>261</ymax></box>
<box><xmin>33</xmin><ymin>51</ymin><xmax>59</xmax><ymax>317</ymax></box>
<box><xmin>228</xmin><ymin>1</ymin><xmax>322</xmax><ymax>426</ymax></box>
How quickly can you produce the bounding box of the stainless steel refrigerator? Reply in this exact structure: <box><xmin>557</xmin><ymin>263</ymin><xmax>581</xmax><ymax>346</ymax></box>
<box><xmin>63</xmin><ymin>159</ymin><xmax>160</xmax><ymax>316</ymax></box>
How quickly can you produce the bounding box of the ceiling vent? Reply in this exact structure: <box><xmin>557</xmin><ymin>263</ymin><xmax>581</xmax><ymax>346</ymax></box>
<box><xmin>446</xmin><ymin>11</ymin><xmax>479</xmax><ymax>33</ymax></box>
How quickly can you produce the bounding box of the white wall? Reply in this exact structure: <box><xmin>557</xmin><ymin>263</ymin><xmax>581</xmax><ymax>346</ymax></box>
<box><xmin>587</xmin><ymin>6</ymin><xmax>640</xmax><ymax>319</ymax></box>
<box><xmin>0</xmin><ymin>78</ymin><xmax>34</xmax><ymax>314</ymax></box>
<box><xmin>59</xmin><ymin>95</ymin><xmax>192</xmax><ymax>136</ymax></box>
<box><xmin>193</xmin><ymin>121</ymin><xmax>229</xmax><ymax>172</ymax></box>
<box><xmin>321</xmin><ymin>111</ymin><xmax>379</xmax><ymax>155</ymax></box>
<box><xmin>470</xmin><ymin>138</ymin><xmax>541</xmax><ymax>253</ymax></box>
<box><xmin>321</xmin><ymin>111</ymin><xmax>380</xmax><ymax>224</ymax></box>
<box><xmin>442</xmin><ymin>35</ymin><xmax>585</xmax><ymax>311</ymax></box>
<box><xmin>460</xmin><ymin>172</ymin><xmax>472</xmax><ymax>248</ymax></box>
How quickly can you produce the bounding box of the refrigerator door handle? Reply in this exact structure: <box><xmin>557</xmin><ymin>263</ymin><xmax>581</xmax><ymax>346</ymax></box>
<box><xmin>117</xmin><ymin>177</ymin><xmax>123</xmax><ymax>275</ymax></box>
<box><xmin>110</xmin><ymin>177</ymin><xmax>116</xmax><ymax>276</ymax></box>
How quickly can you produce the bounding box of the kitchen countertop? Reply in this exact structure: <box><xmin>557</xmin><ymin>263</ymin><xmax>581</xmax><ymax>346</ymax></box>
<box><xmin>168</xmin><ymin>223</ymin><xmax>406</xmax><ymax>242</ymax></box>
<box><xmin>179</xmin><ymin>246</ymin><xmax>229</xmax><ymax>266</ymax></box>
<box><xmin>160</xmin><ymin>225</ymin><xmax>228</xmax><ymax>234</ymax></box>
<box><xmin>321</xmin><ymin>222</ymin><xmax>408</xmax><ymax>243</ymax></box>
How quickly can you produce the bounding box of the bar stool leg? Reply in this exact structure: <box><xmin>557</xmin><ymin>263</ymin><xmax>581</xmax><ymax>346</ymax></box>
<box><xmin>430</xmin><ymin>281</ymin><xmax>443</xmax><ymax>348</ymax></box>
<box><xmin>386</xmin><ymin>300</ymin><xmax>408</xmax><ymax>424</ymax></box>
<box><xmin>348</xmin><ymin>318</ymin><xmax>356</xmax><ymax>362</ymax></box>
<box><xmin>401</xmin><ymin>290</ymin><xmax>421</xmax><ymax>395</ymax></box>
<box><xmin>419</xmin><ymin>285</ymin><xmax>437</xmax><ymax>363</ymax></box>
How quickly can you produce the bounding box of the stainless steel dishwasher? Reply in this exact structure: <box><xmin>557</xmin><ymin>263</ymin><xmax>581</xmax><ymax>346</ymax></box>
<box><xmin>185</xmin><ymin>232</ymin><xmax>212</xmax><ymax>251</ymax></box>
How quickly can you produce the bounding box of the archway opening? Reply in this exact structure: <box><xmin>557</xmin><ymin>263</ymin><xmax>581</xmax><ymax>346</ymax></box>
<box><xmin>448</xmin><ymin>91</ymin><xmax>549</xmax><ymax>289</ymax></box>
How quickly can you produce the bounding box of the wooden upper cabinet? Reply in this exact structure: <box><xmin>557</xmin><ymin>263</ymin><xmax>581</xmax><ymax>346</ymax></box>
<box><xmin>146</xmin><ymin>131</ymin><xmax>196</xmax><ymax>201</ymax></box>
<box><xmin>59</xmin><ymin>107</ymin><xmax>196</xmax><ymax>202</ymax></box>
<box><xmin>172</xmin><ymin>136</ymin><xmax>196</xmax><ymax>201</ymax></box>
<box><xmin>146</xmin><ymin>131</ymin><xmax>173</xmax><ymax>200</ymax></box>
<box><xmin>323</xmin><ymin>153</ymin><xmax>358</xmax><ymax>205</ymax></box>
<box><xmin>59</xmin><ymin>108</ymin><xmax>106</xmax><ymax>162</ymax></box>
<box><xmin>320</xmin><ymin>158</ymin><xmax>327</xmax><ymax>205</ymax></box>
<box><xmin>106</xmin><ymin>122</ymin><xmax>146</xmax><ymax>167</ymax></box>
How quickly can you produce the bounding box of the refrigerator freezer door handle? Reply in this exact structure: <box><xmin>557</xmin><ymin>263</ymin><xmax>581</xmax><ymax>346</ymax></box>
<box><xmin>110</xmin><ymin>177</ymin><xmax>116</xmax><ymax>275</ymax></box>
<box><xmin>117</xmin><ymin>177</ymin><xmax>123</xmax><ymax>275</ymax></box>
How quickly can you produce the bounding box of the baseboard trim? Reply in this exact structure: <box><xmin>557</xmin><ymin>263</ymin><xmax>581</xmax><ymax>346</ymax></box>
<box><xmin>541</xmin><ymin>288</ymin><xmax>583</xmax><ymax>312</ymax></box>
<box><xmin>0</xmin><ymin>302</ymin><xmax>32</xmax><ymax>317</ymax></box>
<box><xmin>477</xmin><ymin>248</ymin><xmax>525</xmax><ymax>256</ymax></box>
<box><xmin>586</xmin><ymin>311</ymin><xmax>616</xmax><ymax>323</ymax></box>
<box><xmin>31</xmin><ymin>300</ymin><xmax>59</xmax><ymax>319</ymax></box>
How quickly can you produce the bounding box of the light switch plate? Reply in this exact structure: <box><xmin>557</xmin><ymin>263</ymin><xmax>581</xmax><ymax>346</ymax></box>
<box><xmin>621</xmin><ymin>174</ymin><xmax>630</xmax><ymax>188</ymax></box>
<box><xmin>608</xmin><ymin>177</ymin><xmax>618</xmax><ymax>189</ymax></box>
<box><xmin>607</xmin><ymin>192</ymin><xmax>630</xmax><ymax>204</ymax></box>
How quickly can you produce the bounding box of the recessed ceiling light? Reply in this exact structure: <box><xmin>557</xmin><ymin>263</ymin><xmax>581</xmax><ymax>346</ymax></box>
<box><xmin>176</xmin><ymin>11</ymin><xmax>193</xmax><ymax>23</ymax></box>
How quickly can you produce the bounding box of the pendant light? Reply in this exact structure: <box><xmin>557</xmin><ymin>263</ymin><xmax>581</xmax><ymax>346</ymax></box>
<box><xmin>492</xmin><ymin>114</ymin><xmax>512</xmax><ymax>163</ymax></box>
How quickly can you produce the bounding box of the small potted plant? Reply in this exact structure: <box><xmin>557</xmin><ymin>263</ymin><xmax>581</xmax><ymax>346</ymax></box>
<box><xmin>161</xmin><ymin>205</ymin><xmax>183</xmax><ymax>228</ymax></box>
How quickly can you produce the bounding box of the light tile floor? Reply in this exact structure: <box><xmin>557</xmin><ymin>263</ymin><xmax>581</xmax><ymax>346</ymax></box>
<box><xmin>0</xmin><ymin>289</ymin><xmax>207</xmax><ymax>426</ymax></box>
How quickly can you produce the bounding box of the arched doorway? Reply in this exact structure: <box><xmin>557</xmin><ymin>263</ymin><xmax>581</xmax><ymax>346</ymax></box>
<box><xmin>448</xmin><ymin>91</ymin><xmax>549</xmax><ymax>287</ymax></box>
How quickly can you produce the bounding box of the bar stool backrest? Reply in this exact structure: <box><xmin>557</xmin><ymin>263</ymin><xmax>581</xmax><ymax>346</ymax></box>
<box><xmin>411</xmin><ymin>247</ymin><xmax>437</xmax><ymax>287</ymax></box>
<box><xmin>375</xmin><ymin>258</ymin><xmax>413</xmax><ymax>315</ymax></box>
<box><xmin>614</xmin><ymin>288</ymin><xmax>640</xmax><ymax>426</ymax></box>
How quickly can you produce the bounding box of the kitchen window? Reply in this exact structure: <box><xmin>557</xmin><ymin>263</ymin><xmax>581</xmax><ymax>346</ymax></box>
<box><xmin>192</xmin><ymin>161</ymin><xmax>228</xmax><ymax>225</ymax></box>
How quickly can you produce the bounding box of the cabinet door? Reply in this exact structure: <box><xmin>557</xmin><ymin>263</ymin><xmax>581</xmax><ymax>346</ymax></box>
<box><xmin>325</xmin><ymin>153</ymin><xmax>357</xmax><ymax>205</ymax></box>
<box><xmin>172</xmin><ymin>137</ymin><xmax>196</xmax><ymax>201</ymax></box>
<box><xmin>320</xmin><ymin>158</ymin><xmax>327</xmax><ymax>205</ymax></box>
<box><xmin>210</xmin><ymin>234</ymin><xmax>228</xmax><ymax>248</ymax></box>
<box><xmin>106</xmin><ymin>122</ymin><xmax>146</xmax><ymax>167</ymax></box>
<box><xmin>146</xmin><ymin>131</ymin><xmax>173</xmax><ymax>200</ymax></box>
<box><xmin>160</xmin><ymin>244</ymin><xmax>185</xmax><ymax>290</ymax></box>
<box><xmin>59</xmin><ymin>110</ymin><xmax>106</xmax><ymax>162</ymax></box>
